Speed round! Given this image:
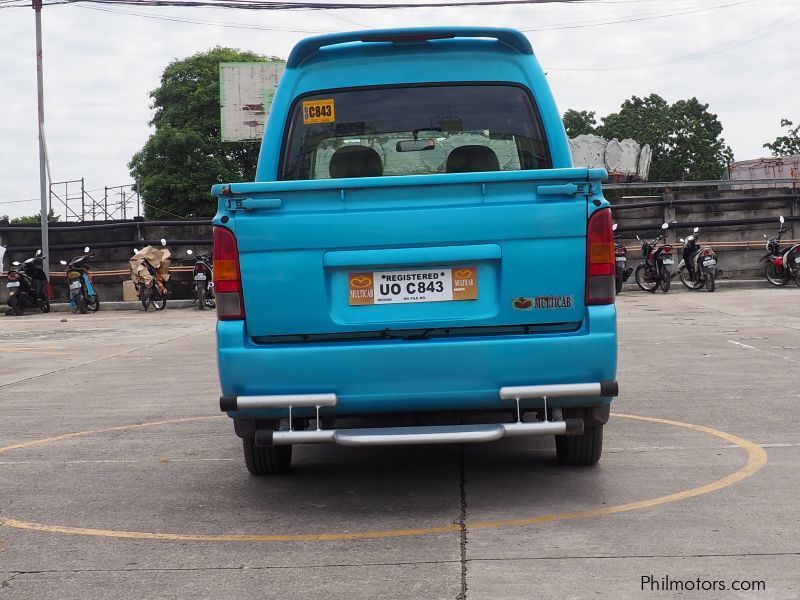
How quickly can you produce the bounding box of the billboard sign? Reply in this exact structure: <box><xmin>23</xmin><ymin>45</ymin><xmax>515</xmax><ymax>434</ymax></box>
<box><xmin>220</xmin><ymin>61</ymin><xmax>285</xmax><ymax>142</ymax></box>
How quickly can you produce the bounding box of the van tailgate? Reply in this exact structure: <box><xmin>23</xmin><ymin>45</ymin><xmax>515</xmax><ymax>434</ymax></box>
<box><xmin>215</xmin><ymin>169</ymin><xmax>603</xmax><ymax>339</ymax></box>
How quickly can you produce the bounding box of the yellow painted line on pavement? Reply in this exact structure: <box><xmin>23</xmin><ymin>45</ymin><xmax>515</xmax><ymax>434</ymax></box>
<box><xmin>0</xmin><ymin>413</ymin><xmax>767</xmax><ymax>543</ymax></box>
<box><xmin>0</xmin><ymin>416</ymin><xmax>222</xmax><ymax>455</ymax></box>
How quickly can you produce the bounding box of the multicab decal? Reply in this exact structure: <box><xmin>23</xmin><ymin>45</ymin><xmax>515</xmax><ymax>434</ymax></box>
<box><xmin>512</xmin><ymin>296</ymin><xmax>573</xmax><ymax>310</ymax></box>
<box><xmin>349</xmin><ymin>267</ymin><xmax>478</xmax><ymax>306</ymax></box>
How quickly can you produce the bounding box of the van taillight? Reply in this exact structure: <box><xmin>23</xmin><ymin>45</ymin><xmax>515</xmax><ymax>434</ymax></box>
<box><xmin>586</xmin><ymin>208</ymin><xmax>615</xmax><ymax>305</ymax></box>
<box><xmin>213</xmin><ymin>226</ymin><xmax>244</xmax><ymax>320</ymax></box>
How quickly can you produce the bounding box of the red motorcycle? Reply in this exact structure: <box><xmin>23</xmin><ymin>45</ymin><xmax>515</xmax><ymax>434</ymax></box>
<box><xmin>635</xmin><ymin>223</ymin><xmax>674</xmax><ymax>293</ymax></box>
<box><xmin>762</xmin><ymin>215</ymin><xmax>799</xmax><ymax>286</ymax></box>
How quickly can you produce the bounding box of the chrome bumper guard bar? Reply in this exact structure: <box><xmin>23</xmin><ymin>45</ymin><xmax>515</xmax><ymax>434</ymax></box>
<box><xmin>220</xmin><ymin>381</ymin><xmax>618</xmax><ymax>447</ymax></box>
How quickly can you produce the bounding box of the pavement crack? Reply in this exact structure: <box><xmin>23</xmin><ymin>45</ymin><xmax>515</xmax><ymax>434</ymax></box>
<box><xmin>6</xmin><ymin>560</ymin><xmax>462</xmax><ymax>574</ymax></box>
<box><xmin>0</xmin><ymin>574</ymin><xmax>17</xmax><ymax>590</ymax></box>
<box><xmin>457</xmin><ymin>443</ymin><xmax>468</xmax><ymax>600</ymax></box>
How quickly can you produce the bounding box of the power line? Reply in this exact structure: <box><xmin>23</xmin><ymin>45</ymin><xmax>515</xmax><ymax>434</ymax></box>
<box><xmin>545</xmin><ymin>9</ymin><xmax>800</xmax><ymax>70</ymax></box>
<box><xmin>0</xmin><ymin>198</ymin><xmax>41</xmax><ymax>205</ymax></box>
<box><xmin>520</xmin><ymin>0</ymin><xmax>753</xmax><ymax>31</ymax></box>
<box><xmin>76</xmin><ymin>3</ymin><xmax>332</xmax><ymax>31</ymax></box>
<box><xmin>0</xmin><ymin>0</ymin><xmax>643</xmax><ymax>10</ymax></box>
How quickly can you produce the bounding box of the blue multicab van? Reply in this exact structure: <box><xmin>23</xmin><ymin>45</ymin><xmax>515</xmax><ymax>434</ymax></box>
<box><xmin>212</xmin><ymin>28</ymin><xmax>618</xmax><ymax>475</ymax></box>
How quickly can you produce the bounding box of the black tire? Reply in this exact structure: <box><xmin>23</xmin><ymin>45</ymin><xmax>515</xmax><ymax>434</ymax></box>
<box><xmin>152</xmin><ymin>290</ymin><xmax>167</xmax><ymax>311</ymax></box>
<box><xmin>615</xmin><ymin>273</ymin><xmax>623</xmax><ymax>295</ymax></box>
<box><xmin>87</xmin><ymin>295</ymin><xmax>100</xmax><ymax>312</ymax></box>
<box><xmin>555</xmin><ymin>424</ymin><xmax>603</xmax><ymax>466</ymax></box>
<box><xmin>765</xmin><ymin>263</ymin><xmax>789</xmax><ymax>286</ymax></box>
<box><xmin>678</xmin><ymin>266</ymin><xmax>703</xmax><ymax>290</ymax></box>
<box><xmin>243</xmin><ymin>438</ymin><xmax>292</xmax><ymax>475</ymax></box>
<box><xmin>660</xmin><ymin>272</ymin><xmax>671</xmax><ymax>293</ymax></box>
<box><xmin>76</xmin><ymin>293</ymin><xmax>87</xmax><ymax>314</ymax></box>
<box><xmin>140</xmin><ymin>286</ymin><xmax>151</xmax><ymax>311</ymax></box>
<box><xmin>197</xmin><ymin>284</ymin><xmax>206</xmax><ymax>311</ymax></box>
<box><xmin>8</xmin><ymin>297</ymin><xmax>24</xmax><ymax>316</ymax></box>
<box><xmin>706</xmin><ymin>271</ymin><xmax>716</xmax><ymax>292</ymax></box>
<box><xmin>634</xmin><ymin>264</ymin><xmax>658</xmax><ymax>292</ymax></box>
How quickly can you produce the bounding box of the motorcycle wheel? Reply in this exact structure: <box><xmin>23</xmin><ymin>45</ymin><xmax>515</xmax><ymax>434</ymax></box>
<box><xmin>87</xmin><ymin>295</ymin><xmax>100</xmax><ymax>312</ymax></box>
<box><xmin>139</xmin><ymin>286</ymin><xmax>151</xmax><ymax>311</ymax></box>
<box><xmin>76</xmin><ymin>293</ymin><xmax>87</xmax><ymax>314</ymax></box>
<box><xmin>678</xmin><ymin>266</ymin><xmax>703</xmax><ymax>290</ymax></box>
<box><xmin>615</xmin><ymin>275</ymin><xmax>623</xmax><ymax>295</ymax></box>
<box><xmin>706</xmin><ymin>271</ymin><xmax>716</xmax><ymax>292</ymax></box>
<box><xmin>197</xmin><ymin>285</ymin><xmax>206</xmax><ymax>311</ymax></box>
<box><xmin>765</xmin><ymin>263</ymin><xmax>789</xmax><ymax>286</ymax></box>
<box><xmin>8</xmin><ymin>297</ymin><xmax>24</xmax><ymax>316</ymax></box>
<box><xmin>152</xmin><ymin>290</ymin><xmax>167</xmax><ymax>311</ymax></box>
<box><xmin>660</xmin><ymin>274</ymin><xmax>671</xmax><ymax>293</ymax></box>
<box><xmin>634</xmin><ymin>264</ymin><xmax>658</xmax><ymax>292</ymax></box>
<box><xmin>38</xmin><ymin>298</ymin><xmax>50</xmax><ymax>313</ymax></box>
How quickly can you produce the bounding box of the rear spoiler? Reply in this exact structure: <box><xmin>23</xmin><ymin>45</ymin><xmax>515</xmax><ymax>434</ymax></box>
<box><xmin>286</xmin><ymin>27</ymin><xmax>533</xmax><ymax>68</ymax></box>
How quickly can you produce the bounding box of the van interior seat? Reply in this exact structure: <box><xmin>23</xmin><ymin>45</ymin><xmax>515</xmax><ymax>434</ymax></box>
<box><xmin>329</xmin><ymin>145</ymin><xmax>383</xmax><ymax>178</ymax></box>
<box><xmin>445</xmin><ymin>145</ymin><xmax>501</xmax><ymax>173</ymax></box>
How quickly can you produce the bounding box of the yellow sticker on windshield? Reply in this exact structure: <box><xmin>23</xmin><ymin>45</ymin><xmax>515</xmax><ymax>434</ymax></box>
<box><xmin>303</xmin><ymin>99</ymin><xmax>335</xmax><ymax>124</ymax></box>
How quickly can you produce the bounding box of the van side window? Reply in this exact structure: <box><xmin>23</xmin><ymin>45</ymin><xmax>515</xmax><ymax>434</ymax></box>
<box><xmin>280</xmin><ymin>84</ymin><xmax>552</xmax><ymax>181</ymax></box>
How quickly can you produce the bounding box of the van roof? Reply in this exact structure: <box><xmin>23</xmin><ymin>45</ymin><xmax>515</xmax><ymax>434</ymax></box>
<box><xmin>286</xmin><ymin>27</ymin><xmax>533</xmax><ymax>68</ymax></box>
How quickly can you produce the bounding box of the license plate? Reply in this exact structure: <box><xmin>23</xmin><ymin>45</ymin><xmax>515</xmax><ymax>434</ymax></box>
<box><xmin>6</xmin><ymin>281</ymin><xmax>19</xmax><ymax>288</ymax></box>
<box><xmin>615</xmin><ymin>257</ymin><xmax>626</xmax><ymax>262</ymax></box>
<box><xmin>349</xmin><ymin>267</ymin><xmax>478</xmax><ymax>306</ymax></box>
<box><xmin>661</xmin><ymin>258</ymin><xmax>674</xmax><ymax>265</ymax></box>
<box><xmin>703</xmin><ymin>259</ymin><xmax>717</xmax><ymax>266</ymax></box>
<box><xmin>194</xmin><ymin>273</ymin><xmax>207</xmax><ymax>281</ymax></box>
<box><xmin>69</xmin><ymin>281</ymin><xmax>82</xmax><ymax>290</ymax></box>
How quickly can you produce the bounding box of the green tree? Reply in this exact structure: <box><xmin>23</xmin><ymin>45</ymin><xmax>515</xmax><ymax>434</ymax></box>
<box><xmin>565</xmin><ymin>94</ymin><xmax>734</xmax><ymax>181</ymax></box>
<box><xmin>129</xmin><ymin>47</ymin><xmax>272</xmax><ymax>219</ymax></box>
<box><xmin>562</xmin><ymin>109</ymin><xmax>597</xmax><ymax>137</ymax></box>
<box><xmin>597</xmin><ymin>94</ymin><xmax>733</xmax><ymax>181</ymax></box>
<box><xmin>9</xmin><ymin>209</ymin><xmax>60</xmax><ymax>225</ymax></box>
<box><xmin>763</xmin><ymin>119</ymin><xmax>800</xmax><ymax>156</ymax></box>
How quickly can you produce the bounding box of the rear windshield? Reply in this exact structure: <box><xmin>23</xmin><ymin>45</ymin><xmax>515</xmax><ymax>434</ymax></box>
<box><xmin>279</xmin><ymin>84</ymin><xmax>552</xmax><ymax>181</ymax></box>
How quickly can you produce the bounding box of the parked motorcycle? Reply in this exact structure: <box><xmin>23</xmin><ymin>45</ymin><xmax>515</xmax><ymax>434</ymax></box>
<box><xmin>129</xmin><ymin>239</ymin><xmax>171</xmax><ymax>311</ymax></box>
<box><xmin>5</xmin><ymin>249</ymin><xmax>50</xmax><ymax>316</ymax></box>
<box><xmin>634</xmin><ymin>223</ymin><xmax>674</xmax><ymax>293</ymax></box>
<box><xmin>612</xmin><ymin>223</ymin><xmax>632</xmax><ymax>294</ymax></box>
<box><xmin>678</xmin><ymin>227</ymin><xmax>721</xmax><ymax>292</ymax></box>
<box><xmin>761</xmin><ymin>215</ymin><xmax>799</xmax><ymax>286</ymax></box>
<box><xmin>185</xmin><ymin>249</ymin><xmax>215</xmax><ymax>310</ymax></box>
<box><xmin>59</xmin><ymin>246</ymin><xmax>100</xmax><ymax>314</ymax></box>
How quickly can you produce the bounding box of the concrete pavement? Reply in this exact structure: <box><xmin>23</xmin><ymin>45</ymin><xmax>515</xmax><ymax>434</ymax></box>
<box><xmin>0</xmin><ymin>289</ymin><xmax>798</xmax><ymax>599</ymax></box>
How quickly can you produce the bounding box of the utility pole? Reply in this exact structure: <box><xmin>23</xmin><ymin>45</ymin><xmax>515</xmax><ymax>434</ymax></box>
<box><xmin>34</xmin><ymin>0</ymin><xmax>49</xmax><ymax>279</ymax></box>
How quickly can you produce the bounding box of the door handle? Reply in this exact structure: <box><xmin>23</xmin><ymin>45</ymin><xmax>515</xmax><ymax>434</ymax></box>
<box><xmin>239</xmin><ymin>197</ymin><xmax>282</xmax><ymax>210</ymax></box>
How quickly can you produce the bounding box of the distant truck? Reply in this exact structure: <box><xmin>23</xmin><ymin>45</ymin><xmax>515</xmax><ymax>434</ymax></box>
<box><xmin>212</xmin><ymin>28</ymin><xmax>618</xmax><ymax>475</ymax></box>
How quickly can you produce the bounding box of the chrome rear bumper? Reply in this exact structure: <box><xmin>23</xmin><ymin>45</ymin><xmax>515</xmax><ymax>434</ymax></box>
<box><xmin>220</xmin><ymin>381</ymin><xmax>617</xmax><ymax>447</ymax></box>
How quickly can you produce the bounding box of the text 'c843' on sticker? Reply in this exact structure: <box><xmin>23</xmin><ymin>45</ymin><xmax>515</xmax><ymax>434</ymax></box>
<box><xmin>303</xmin><ymin>99</ymin><xmax>335</xmax><ymax>124</ymax></box>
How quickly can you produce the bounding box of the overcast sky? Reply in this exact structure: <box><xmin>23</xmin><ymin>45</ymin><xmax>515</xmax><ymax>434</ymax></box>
<box><xmin>1</xmin><ymin>0</ymin><xmax>798</xmax><ymax>219</ymax></box>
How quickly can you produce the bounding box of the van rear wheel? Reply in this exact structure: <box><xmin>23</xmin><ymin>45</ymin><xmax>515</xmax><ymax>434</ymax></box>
<box><xmin>555</xmin><ymin>424</ymin><xmax>603</xmax><ymax>466</ymax></box>
<box><xmin>242</xmin><ymin>438</ymin><xmax>292</xmax><ymax>475</ymax></box>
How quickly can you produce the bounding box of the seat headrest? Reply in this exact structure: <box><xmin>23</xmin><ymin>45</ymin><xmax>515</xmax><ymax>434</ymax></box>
<box><xmin>445</xmin><ymin>145</ymin><xmax>500</xmax><ymax>173</ymax></box>
<box><xmin>329</xmin><ymin>145</ymin><xmax>383</xmax><ymax>179</ymax></box>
